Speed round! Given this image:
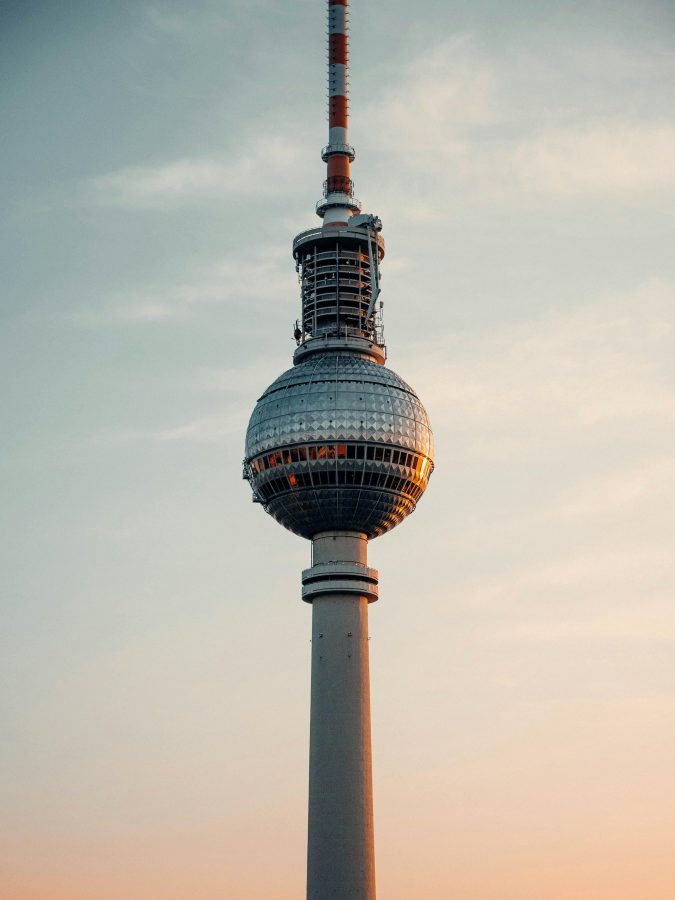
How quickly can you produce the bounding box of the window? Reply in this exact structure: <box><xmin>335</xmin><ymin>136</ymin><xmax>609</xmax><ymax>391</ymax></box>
<box><xmin>269</xmin><ymin>451</ymin><xmax>282</xmax><ymax>468</ymax></box>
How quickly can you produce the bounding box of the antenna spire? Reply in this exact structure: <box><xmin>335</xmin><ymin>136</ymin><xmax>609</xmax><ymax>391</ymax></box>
<box><xmin>317</xmin><ymin>0</ymin><xmax>360</xmax><ymax>225</ymax></box>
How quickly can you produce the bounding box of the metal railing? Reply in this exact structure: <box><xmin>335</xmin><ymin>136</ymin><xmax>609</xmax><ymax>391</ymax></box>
<box><xmin>316</xmin><ymin>194</ymin><xmax>361</xmax><ymax>215</ymax></box>
<box><xmin>321</xmin><ymin>142</ymin><xmax>356</xmax><ymax>162</ymax></box>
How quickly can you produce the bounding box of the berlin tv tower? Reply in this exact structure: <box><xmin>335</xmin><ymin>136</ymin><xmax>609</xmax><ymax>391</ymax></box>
<box><xmin>243</xmin><ymin>2</ymin><xmax>434</xmax><ymax>896</ymax></box>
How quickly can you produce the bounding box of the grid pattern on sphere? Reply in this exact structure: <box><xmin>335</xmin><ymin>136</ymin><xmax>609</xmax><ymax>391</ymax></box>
<box><xmin>266</xmin><ymin>485</ymin><xmax>416</xmax><ymax>539</ymax></box>
<box><xmin>245</xmin><ymin>354</ymin><xmax>433</xmax><ymax>461</ymax></box>
<box><xmin>244</xmin><ymin>353</ymin><xmax>434</xmax><ymax>539</ymax></box>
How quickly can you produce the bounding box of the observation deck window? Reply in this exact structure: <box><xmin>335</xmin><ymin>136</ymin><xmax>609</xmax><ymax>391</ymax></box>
<box><xmin>250</xmin><ymin>443</ymin><xmax>433</xmax><ymax>481</ymax></box>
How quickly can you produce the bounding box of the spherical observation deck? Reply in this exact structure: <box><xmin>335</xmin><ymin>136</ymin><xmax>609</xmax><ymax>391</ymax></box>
<box><xmin>244</xmin><ymin>352</ymin><xmax>434</xmax><ymax>539</ymax></box>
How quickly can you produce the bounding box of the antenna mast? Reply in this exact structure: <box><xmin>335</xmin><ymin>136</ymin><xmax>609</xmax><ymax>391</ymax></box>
<box><xmin>317</xmin><ymin>0</ymin><xmax>360</xmax><ymax>226</ymax></box>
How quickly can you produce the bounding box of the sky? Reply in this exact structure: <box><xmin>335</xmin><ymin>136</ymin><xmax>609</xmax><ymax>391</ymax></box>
<box><xmin>1</xmin><ymin>1</ymin><xmax>674</xmax><ymax>897</ymax></box>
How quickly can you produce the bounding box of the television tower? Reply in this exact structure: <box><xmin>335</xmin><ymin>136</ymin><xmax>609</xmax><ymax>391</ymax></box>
<box><xmin>243</xmin><ymin>2</ymin><xmax>434</xmax><ymax>897</ymax></box>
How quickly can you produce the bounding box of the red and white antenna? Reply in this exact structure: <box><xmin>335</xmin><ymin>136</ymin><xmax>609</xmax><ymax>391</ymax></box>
<box><xmin>317</xmin><ymin>0</ymin><xmax>361</xmax><ymax>226</ymax></box>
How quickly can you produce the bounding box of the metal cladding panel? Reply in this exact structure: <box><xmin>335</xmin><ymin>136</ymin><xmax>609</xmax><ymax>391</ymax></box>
<box><xmin>266</xmin><ymin>488</ymin><xmax>415</xmax><ymax>540</ymax></box>
<box><xmin>246</xmin><ymin>354</ymin><xmax>433</xmax><ymax>457</ymax></box>
<box><xmin>244</xmin><ymin>353</ymin><xmax>434</xmax><ymax>538</ymax></box>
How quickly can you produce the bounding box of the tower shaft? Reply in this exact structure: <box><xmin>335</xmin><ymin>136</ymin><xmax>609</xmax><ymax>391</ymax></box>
<box><xmin>304</xmin><ymin>532</ymin><xmax>378</xmax><ymax>899</ymax></box>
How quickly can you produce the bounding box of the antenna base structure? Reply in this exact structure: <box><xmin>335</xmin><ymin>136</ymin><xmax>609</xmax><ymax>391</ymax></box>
<box><xmin>292</xmin><ymin>215</ymin><xmax>386</xmax><ymax>363</ymax></box>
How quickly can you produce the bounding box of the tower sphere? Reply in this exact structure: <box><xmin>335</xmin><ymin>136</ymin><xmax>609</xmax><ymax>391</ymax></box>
<box><xmin>244</xmin><ymin>351</ymin><xmax>433</xmax><ymax>539</ymax></box>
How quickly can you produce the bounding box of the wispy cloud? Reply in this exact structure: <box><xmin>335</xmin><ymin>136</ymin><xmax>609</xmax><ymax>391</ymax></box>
<box><xmin>144</xmin><ymin>6</ymin><xmax>190</xmax><ymax>35</ymax></box>
<box><xmin>143</xmin><ymin>0</ymin><xmax>275</xmax><ymax>36</ymax></box>
<box><xmin>66</xmin><ymin>299</ymin><xmax>188</xmax><ymax>325</ymax></box>
<box><xmin>407</xmin><ymin>278</ymin><xmax>674</xmax><ymax>458</ymax></box>
<box><xmin>361</xmin><ymin>37</ymin><xmax>675</xmax><ymax>210</ymax></box>
<box><xmin>511</xmin><ymin>120</ymin><xmax>675</xmax><ymax>194</ymax></box>
<box><xmin>467</xmin><ymin>539</ymin><xmax>674</xmax><ymax>625</ymax></box>
<box><xmin>85</xmin><ymin>135</ymin><xmax>305</xmax><ymax>209</ymax></box>
<box><xmin>153</xmin><ymin>410</ymin><xmax>246</xmax><ymax>443</ymax></box>
<box><xmin>61</xmin><ymin>243</ymin><xmax>293</xmax><ymax>327</ymax></box>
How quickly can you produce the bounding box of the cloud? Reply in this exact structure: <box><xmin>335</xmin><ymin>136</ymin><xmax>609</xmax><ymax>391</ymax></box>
<box><xmin>554</xmin><ymin>457</ymin><xmax>675</xmax><ymax>520</ymax></box>
<box><xmin>86</xmin><ymin>407</ymin><xmax>250</xmax><ymax>448</ymax></box>
<box><xmin>400</xmin><ymin>279</ymin><xmax>675</xmax><ymax>648</ymax></box>
<box><xmin>511</xmin><ymin>120</ymin><xmax>675</xmax><ymax>194</ymax></box>
<box><xmin>367</xmin><ymin>36</ymin><xmax>496</xmax><ymax>145</ymax></box>
<box><xmin>144</xmin><ymin>6</ymin><xmax>188</xmax><ymax>35</ymax></box>
<box><xmin>362</xmin><ymin>38</ymin><xmax>675</xmax><ymax>207</ymax></box>
<box><xmin>85</xmin><ymin>136</ymin><xmax>305</xmax><ymax>209</ymax></box>
<box><xmin>467</xmin><ymin>539</ymin><xmax>675</xmax><ymax>641</ymax></box>
<box><xmin>153</xmin><ymin>410</ymin><xmax>246</xmax><ymax>443</ymax></box>
<box><xmin>407</xmin><ymin>278</ymin><xmax>674</xmax><ymax>458</ymax></box>
<box><xmin>62</xmin><ymin>243</ymin><xmax>293</xmax><ymax>327</ymax></box>
<box><xmin>143</xmin><ymin>0</ymin><xmax>275</xmax><ymax>35</ymax></box>
<box><xmin>509</xmin><ymin>605</ymin><xmax>675</xmax><ymax>642</ymax></box>
<box><xmin>66</xmin><ymin>299</ymin><xmax>187</xmax><ymax>325</ymax></box>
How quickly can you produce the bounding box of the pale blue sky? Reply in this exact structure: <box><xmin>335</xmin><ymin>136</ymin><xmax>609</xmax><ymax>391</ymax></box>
<box><xmin>2</xmin><ymin>2</ymin><xmax>675</xmax><ymax>898</ymax></box>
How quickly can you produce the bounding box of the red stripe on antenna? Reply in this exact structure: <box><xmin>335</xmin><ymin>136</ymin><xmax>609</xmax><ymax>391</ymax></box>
<box><xmin>329</xmin><ymin>34</ymin><xmax>348</xmax><ymax>63</ymax></box>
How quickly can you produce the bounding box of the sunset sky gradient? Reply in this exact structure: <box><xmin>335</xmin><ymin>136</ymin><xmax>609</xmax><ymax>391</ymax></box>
<box><xmin>1</xmin><ymin>1</ymin><xmax>675</xmax><ymax>898</ymax></box>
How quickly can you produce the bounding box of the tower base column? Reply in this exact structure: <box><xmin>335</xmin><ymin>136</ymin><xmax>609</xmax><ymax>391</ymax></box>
<box><xmin>303</xmin><ymin>531</ymin><xmax>377</xmax><ymax>900</ymax></box>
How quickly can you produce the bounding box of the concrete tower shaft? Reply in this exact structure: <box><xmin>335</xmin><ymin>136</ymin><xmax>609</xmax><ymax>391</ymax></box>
<box><xmin>305</xmin><ymin>532</ymin><xmax>377</xmax><ymax>900</ymax></box>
